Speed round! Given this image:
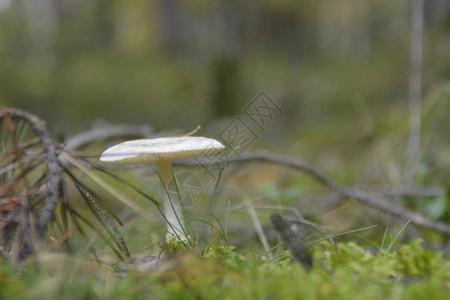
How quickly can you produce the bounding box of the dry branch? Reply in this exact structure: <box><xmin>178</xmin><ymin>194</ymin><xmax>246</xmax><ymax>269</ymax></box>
<box><xmin>10</xmin><ymin>110</ymin><xmax>60</xmax><ymax>233</ymax></box>
<box><xmin>64</xmin><ymin>124</ymin><xmax>154</xmax><ymax>151</ymax></box>
<box><xmin>0</xmin><ymin>108</ymin><xmax>62</xmax><ymax>257</ymax></box>
<box><xmin>0</xmin><ymin>109</ymin><xmax>160</xmax><ymax>260</ymax></box>
<box><xmin>177</xmin><ymin>151</ymin><xmax>450</xmax><ymax>237</ymax></box>
<box><xmin>238</xmin><ymin>152</ymin><xmax>450</xmax><ymax>237</ymax></box>
<box><xmin>378</xmin><ymin>186</ymin><xmax>445</xmax><ymax>198</ymax></box>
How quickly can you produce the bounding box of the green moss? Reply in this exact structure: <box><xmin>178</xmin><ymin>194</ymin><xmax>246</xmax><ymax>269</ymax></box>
<box><xmin>1</xmin><ymin>239</ymin><xmax>448</xmax><ymax>299</ymax></box>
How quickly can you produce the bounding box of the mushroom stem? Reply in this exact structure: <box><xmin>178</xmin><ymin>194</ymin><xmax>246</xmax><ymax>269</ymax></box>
<box><xmin>156</xmin><ymin>160</ymin><xmax>187</xmax><ymax>241</ymax></box>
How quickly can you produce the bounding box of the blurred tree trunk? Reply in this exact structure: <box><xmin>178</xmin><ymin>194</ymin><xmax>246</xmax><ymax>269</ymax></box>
<box><xmin>210</xmin><ymin>55</ymin><xmax>241</xmax><ymax>118</ymax></box>
<box><xmin>22</xmin><ymin>0</ymin><xmax>59</xmax><ymax>66</ymax></box>
<box><xmin>94</xmin><ymin>0</ymin><xmax>116</xmax><ymax>50</ymax></box>
<box><xmin>405</xmin><ymin>0</ymin><xmax>424</xmax><ymax>185</ymax></box>
<box><xmin>156</xmin><ymin>0</ymin><xmax>242</xmax><ymax>117</ymax></box>
<box><xmin>318</xmin><ymin>0</ymin><xmax>371</xmax><ymax>57</ymax></box>
<box><xmin>158</xmin><ymin>0</ymin><xmax>188</xmax><ymax>53</ymax></box>
<box><xmin>211</xmin><ymin>0</ymin><xmax>242</xmax><ymax>118</ymax></box>
<box><xmin>159</xmin><ymin>0</ymin><xmax>186</xmax><ymax>52</ymax></box>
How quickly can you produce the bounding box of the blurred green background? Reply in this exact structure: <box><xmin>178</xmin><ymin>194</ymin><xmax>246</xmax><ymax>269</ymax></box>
<box><xmin>1</xmin><ymin>0</ymin><xmax>450</xmax><ymax>188</ymax></box>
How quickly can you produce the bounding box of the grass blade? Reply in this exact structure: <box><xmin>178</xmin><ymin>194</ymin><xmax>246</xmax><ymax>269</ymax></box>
<box><xmin>387</xmin><ymin>220</ymin><xmax>411</xmax><ymax>252</ymax></box>
<box><xmin>63</xmin><ymin>154</ymin><xmax>155</xmax><ymax>224</ymax></box>
<box><xmin>306</xmin><ymin>225</ymin><xmax>378</xmax><ymax>246</ymax></box>
<box><xmin>379</xmin><ymin>227</ymin><xmax>389</xmax><ymax>253</ymax></box>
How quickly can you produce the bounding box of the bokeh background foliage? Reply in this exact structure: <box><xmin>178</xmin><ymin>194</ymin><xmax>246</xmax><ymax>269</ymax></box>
<box><xmin>2</xmin><ymin>0</ymin><xmax>450</xmax><ymax>132</ymax></box>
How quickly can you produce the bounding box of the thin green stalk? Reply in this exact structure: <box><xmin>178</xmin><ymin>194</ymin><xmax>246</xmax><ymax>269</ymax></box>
<box><xmin>170</xmin><ymin>167</ymin><xmax>195</xmax><ymax>246</ymax></box>
<box><xmin>210</xmin><ymin>166</ymin><xmax>224</xmax><ymax>234</ymax></box>
<box><xmin>155</xmin><ymin>169</ymin><xmax>190</xmax><ymax>247</ymax></box>
<box><xmin>224</xmin><ymin>200</ymin><xmax>231</xmax><ymax>244</ymax></box>
<box><xmin>387</xmin><ymin>220</ymin><xmax>411</xmax><ymax>252</ymax></box>
<box><xmin>190</xmin><ymin>218</ymin><xmax>228</xmax><ymax>243</ymax></box>
<box><xmin>379</xmin><ymin>227</ymin><xmax>389</xmax><ymax>253</ymax></box>
<box><xmin>306</xmin><ymin>225</ymin><xmax>378</xmax><ymax>246</ymax></box>
<box><xmin>207</xmin><ymin>213</ymin><xmax>228</xmax><ymax>245</ymax></box>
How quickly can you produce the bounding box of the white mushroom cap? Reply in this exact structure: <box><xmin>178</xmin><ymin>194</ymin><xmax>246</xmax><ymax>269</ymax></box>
<box><xmin>100</xmin><ymin>136</ymin><xmax>225</xmax><ymax>164</ymax></box>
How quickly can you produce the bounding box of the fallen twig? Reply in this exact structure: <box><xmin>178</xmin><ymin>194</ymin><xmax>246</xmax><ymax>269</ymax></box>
<box><xmin>0</xmin><ymin>108</ymin><xmax>63</xmax><ymax>258</ymax></box>
<box><xmin>255</xmin><ymin>204</ymin><xmax>331</xmax><ymax>232</ymax></box>
<box><xmin>181</xmin><ymin>151</ymin><xmax>450</xmax><ymax>237</ymax></box>
<box><xmin>376</xmin><ymin>186</ymin><xmax>445</xmax><ymax>198</ymax></box>
<box><xmin>63</xmin><ymin>124</ymin><xmax>154</xmax><ymax>151</ymax></box>
<box><xmin>246</xmin><ymin>199</ymin><xmax>273</xmax><ymax>259</ymax></box>
<box><xmin>238</xmin><ymin>152</ymin><xmax>450</xmax><ymax>237</ymax></box>
<box><xmin>271</xmin><ymin>213</ymin><xmax>313</xmax><ymax>270</ymax></box>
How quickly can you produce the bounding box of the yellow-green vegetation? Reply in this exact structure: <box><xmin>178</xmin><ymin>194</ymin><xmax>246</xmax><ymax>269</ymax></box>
<box><xmin>1</xmin><ymin>240</ymin><xmax>448</xmax><ymax>299</ymax></box>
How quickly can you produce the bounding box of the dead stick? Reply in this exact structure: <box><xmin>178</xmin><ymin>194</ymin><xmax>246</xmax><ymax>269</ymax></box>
<box><xmin>64</xmin><ymin>124</ymin><xmax>154</xmax><ymax>151</ymax></box>
<box><xmin>179</xmin><ymin>151</ymin><xmax>450</xmax><ymax>237</ymax></box>
<box><xmin>1</xmin><ymin>108</ymin><xmax>62</xmax><ymax>257</ymax></box>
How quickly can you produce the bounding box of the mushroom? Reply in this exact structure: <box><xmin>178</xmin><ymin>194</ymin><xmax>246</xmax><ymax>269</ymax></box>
<box><xmin>100</xmin><ymin>135</ymin><xmax>225</xmax><ymax>242</ymax></box>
